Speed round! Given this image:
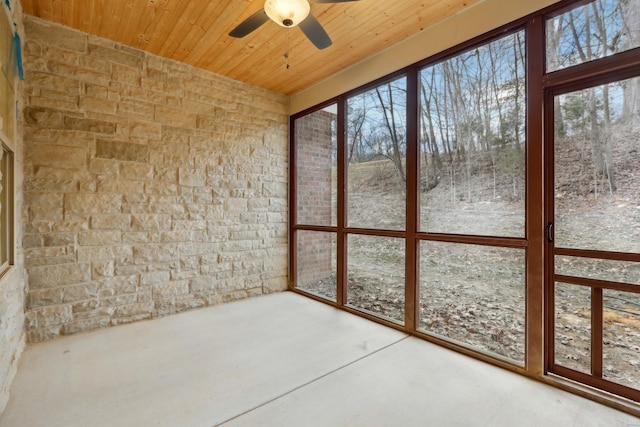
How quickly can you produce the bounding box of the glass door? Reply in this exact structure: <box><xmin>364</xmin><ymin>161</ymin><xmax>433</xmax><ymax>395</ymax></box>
<box><xmin>547</xmin><ymin>76</ymin><xmax>640</xmax><ymax>401</ymax></box>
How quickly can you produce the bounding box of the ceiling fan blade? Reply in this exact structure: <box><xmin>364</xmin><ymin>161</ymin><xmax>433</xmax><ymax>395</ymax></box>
<box><xmin>299</xmin><ymin>14</ymin><xmax>332</xmax><ymax>50</ymax></box>
<box><xmin>311</xmin><ymin>0</ymin><xmax>361</xmax><ymax>3</ymax></box>
<box><xmin>229</xmin><ymin>9</ymin><xmax>269</xmax><ymax>38</ymax></box>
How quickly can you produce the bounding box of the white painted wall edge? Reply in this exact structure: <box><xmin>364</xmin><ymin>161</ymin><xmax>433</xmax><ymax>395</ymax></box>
<box><xmin>288</xmin><ymin>0</ymin><xmax>562</xmax><ymax>115</ymax></box>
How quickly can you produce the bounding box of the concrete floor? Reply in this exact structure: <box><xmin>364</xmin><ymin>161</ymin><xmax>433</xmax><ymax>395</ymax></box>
<box><xmin>0</xmin><ymin>292</ymin><xmax>638</xmax><ymax>427</ymax></box>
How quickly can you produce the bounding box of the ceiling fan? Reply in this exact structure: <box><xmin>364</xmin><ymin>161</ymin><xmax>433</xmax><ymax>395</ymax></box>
<box><xmin>229</xmin><ymin>0</ymin><xmax>361</xmax><ymax>50</ymax></box>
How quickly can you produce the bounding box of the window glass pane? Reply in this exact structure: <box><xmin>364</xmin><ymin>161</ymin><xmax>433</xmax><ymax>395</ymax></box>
<box><xmin>603</xmin><ymin>289</ymin><xmax>640</xmax><ymax>389</ymax></box>
<box><xmin>555</xmin><ymin>283</ymin><xmax>592</xmax><ymax>374</ymax></box>
<box><xmin>295</xmin><ymin>105</ymin><xmax>337</xmax><ymax>226</ymax></box>
<box><xmin>347</xmin><ymin>235</ymin><xmax>405</xmax><ymax>324</ymax></box>
<box><xmin>555</xmin><ymin>255</ymin><xmax>640</xmax><ymax>285</ymax></box>
<box><xmin>554</xmin><ymin>77</ymin><xmax>640</xmax><ymax>253</ymax></box>
<box><xmin>419</xmin><ymin>242</ymin><xmax>525</xmax><ymax>364</ymax></box>
<box><xmin>347</xmin><ymin>77</ymin><xmax>407</xmax><ymax>231</ymax></box>
<box><xmin>419</xmin><ymin>31</ymin><xmax>525</xmax><ymax>237</ymax></box>
<box><xmin>546</xmin><ymin>0</ymin><xmax>640</xmax><ymax>72</ymax></box>
<box><xmin>295</xmin><ymin>230</ymin><xmax>336</xmax><ymax>302</ymax></box>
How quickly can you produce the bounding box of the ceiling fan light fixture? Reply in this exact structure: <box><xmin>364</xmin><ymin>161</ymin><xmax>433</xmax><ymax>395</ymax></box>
<box><xmin>264</xmin><ymin>0</ymin><xmax>310</xmax><ymax>27</ymax></box>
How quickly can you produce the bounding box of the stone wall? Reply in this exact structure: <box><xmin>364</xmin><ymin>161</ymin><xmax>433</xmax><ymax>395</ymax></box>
<box><xmin>0</xmin><ymin>0</ymin><xmax>26</xmax><ymax>415</ymax></box>
<box><xmin>21</xmin><ymin>16</ymin><xmax>289</xmax><ymax>343</ymax></box>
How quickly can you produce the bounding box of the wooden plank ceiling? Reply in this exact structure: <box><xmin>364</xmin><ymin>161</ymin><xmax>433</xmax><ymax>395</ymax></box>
<box><xmin>21</xmin><ymin>0</ymin><xmax>478</xmax><ymax>96</ymax></box>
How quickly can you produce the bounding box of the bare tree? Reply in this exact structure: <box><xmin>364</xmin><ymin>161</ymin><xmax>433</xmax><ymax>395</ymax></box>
<box><xmin>375</xmin><ymin>82</ymin><xmax>407</xmax><ymax>187</ymax></box>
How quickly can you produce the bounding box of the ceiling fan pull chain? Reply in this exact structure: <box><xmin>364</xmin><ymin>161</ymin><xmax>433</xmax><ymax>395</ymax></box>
<box><xmin>285</xmin><ymin>28</ymin><xmax>290</xmax><ymax>69</ymax></box>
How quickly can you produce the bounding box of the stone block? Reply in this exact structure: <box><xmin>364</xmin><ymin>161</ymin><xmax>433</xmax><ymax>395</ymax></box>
<box><xmin>25</xmin><ymin>176</ymin><xmax>77</xmax><ymax>192</ymax></box>
<box><xmin>87</xmin><ymin>43</ymin><xmax>143</xmax><ymax>68</ymax></box>
<box><xmin>28</xmin><ymin>72</ymin><xmax>81</xmax><ymax>94</ymax></box>
<box><xmin>71</xmin><ymin>299</ymin><xmax>101</xmax><ymax>314</ymax></box>
<box><xmin>99</xmin><ymin>275</ymin><xmax>139</xmax><ymax>295</ymax></box>
<box><xmin>35</xmin><ymin>305</ymin><xmax>73</xmax><ymax>327</ymax></box>
<box><xmin>131</xmin><ymin>214</ymin><xmax>172</xmax><ymax>231</ymax></box>
<box><xmin>29</xmin><ymin>205</ymin><xmax>62</xmax><ymax>223</ymax></box>
<box><xmin>111</xmin><ymin>313</ymin><xmax>152</xmax><ymax>325</ymax></box>
<box><xmin>263</xmin><ymin>182</ymin><xmax>288</xmax><ymax>198</ymax></box>
<box><xmin>175</xmin><ymin>295</ymin><xmax>205</xmax><ymax>312</ymax></box>
<box><xmin>24</xmin><ymin>312</ymin><xmax>38</xmax><ymax>331</ymax></box>
<box><xmin>89</xmin><ymin>158</ymin><xmax>120</xmax><ymax>175</ymax></box>
<box><xmin>63</xmin><ymin>282</ymin><xmax>99</xmax><ymax>303</ymax></box>
<box><xmin>24</xmin><ymin>145</ymin><xmax>88</xmax><ymax>168</ymax></box>
<box><xmin>140</xmin><ymin>270</ymin><xmax>170</xmax><ymax>286</ymax></box>
<box><xmin>65</xmin><ymin>193</ymin><xmax>122</xmax><ymax>215</ymax></box>
<box><xmin>22</xmin><ymin>234</ymin><xmax>43</xmax><ymax>249</ymax></box>
<box><xmin>42</xmin><ymin>46</ymin><xmax>80</xmax><ymax>65</ymax></box>
<box><xmin>178</xmin><ymin>167</ymin><xmax>206</xmax><ymax>187</ymax></box>
<box><xmin>64</xmin><ymin>117</ymin><xmax>116</xmax><ymax>135</ymax></box>
<box><xmin>62</xmin><ymin>316</ymin><xmax>110</xmax><ymax>335</ymax></box>
<box><xmin>78</xmin><ymin>230</ymin><xmax>122</xmax><ymax>246</ymax></box>
<box><xmin>224</xmin><ymin>198</ymin><xmax>248</xmax><ymax>212</ymax></box>
<box><xmin>28</xmin><ymin>288</ymin><xmax>64</xmax><ymax>308</ymax></box>
<box><xmin>43</xmin><ymin>232</ymin><xmax>75</xmax><ymax>247</ymax></box>
<box><xmin>24</xmin><ymin>192</ymin><xmax>64</xmax><ymax>208</ymax></box>
<box><xmin>112</xmin><ymin>63</ymin><xmax>141</xmax><ymax>86</ymax></box>
<box><xmin>48</xmin><ymin>61</ymin><xmax>109</xmax><ymax>86</ymax></box>
<box><xmin>27</xmin><ymin>326</ymin><xmax>62</xmax><ymax>343</ymax></box>
<box><xmin>92</xmin><ymin>260</ymin><xmax>115</xmax><ymax>278</ymax></box>
<box><xmin>145</xmin><ymin>182</ymin><xmax>178</xmax><ymax>195</ymax></box>
<box><xmin>118</xmin><ymin>100</ymin><xmax>154</xmax><ymax>120</ymax></box>
<box><xmin>190</xmin><ymin>275</ymin><xmax>217</xmax><ymax>293</ymax></box>
<box><xmin>129</xmin><ymin>121</ymin><xmax>162</xmax><ymax>140</ymax></box>
<box><xmin>80</xmin><ymin>55</ymin><xmax>111</xmax><ymax>74</ymax></box>
<box><xmin>160</xmin><ymin>230</ymin><xmax>190</xmax><ymax>243</ymax></box>
<box><xmin>28</xmin><ymin>94</ymin><xmax>77</xmax><ymax>111</ymax></box>
<box><xmin>96</xmin><ymin>140</ymin><xmax>149</xmax><ymax>163</ymax></box>
<box><xmin>79</xmin><ymin>96</ymin><xmax>117</xmax><ymax>115</ymax></box>
<box><xmin>171</xmin><ymin>269</ymin><xmax>197</xmax><ymax>281</ymax></box>
<box><xmin>122</xmin><ymin>232</ymin><xmax>151</xmax><ymax>244</ymax></box>
<box><xmin>28</xmin><ymin>263</ymin><xmax>92</xmax><ymax>289</ymax></box>
<box><xmin>90</xmin><ymin>214</ymin><xmax>131</xmax><ymax>230</ymax></box>
<box><xmin>179</xmin><ymin>243</ymin><xmax>214</xmax><ymax>257</ymax></box>
<box><xmin>133</xmin><ymin>243</ymin><xmax>179</xmax><ymax>264</ymax></box>
<box><xmin>101</xmin><ymin>294</ymin><xmax>138</xmax><ymax>307</ymax></box>
<box><xmin>172</xmin><ymin>219</ymin><xmax>206</xmax><ymax>231</ymax></box>
<box><xmin>155</xmin><ymin>105</ymin><xmax>196</xmax><ymax>128</ymax></box>
<box><xmin>141</xmin><ymin>77</ymin><xmax>165</xmax><ymax>92</ymax></box>
<box><xmin>77</xmin><ymin>245</ymin><xmax>133</xmax><ymax>263</ymax></box>
<box><xmin>97</xmin><ymin>178</ymin><xmax>144</xmax><ymax>194</ymax></box>
<box><xmin>79</xmin><ymin>179</ymin><xmax>97</xmax><ymax>192</ymax></box>
<box><xmin>25</xmin><ymin>18</ymin><xmax>86</xmax><ymax>52</ymax></box>
<box><xmin>112</xmin><ymin>302</ymin><xmax>154</xmax><ymax>318</ymax></box>
<box><xmin>24</xmin><ymin>107</ymin><xmax>65</xmax><ymax>129</ymax></box>
<box><xmin>119</xmin><ymin>162</ymin><xmax>154</xmax><ymax>180</ymax></box>
<box><xmin>152</xmin><ymin>280</ymin><xmax>189</xmax><ymax>298</ymax></box>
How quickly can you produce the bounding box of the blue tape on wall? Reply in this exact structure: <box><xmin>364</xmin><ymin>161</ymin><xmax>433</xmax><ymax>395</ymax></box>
<box><xmin>12</xmin><ymin>28</ymin><xmax>23</xmax><ymax>80</ymax></box>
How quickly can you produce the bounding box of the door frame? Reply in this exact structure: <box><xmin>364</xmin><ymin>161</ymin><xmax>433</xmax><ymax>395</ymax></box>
<box><xmin>543</xmin><ymin>60</ymin><xmax>640</xmax><ymax>402</ymax></box>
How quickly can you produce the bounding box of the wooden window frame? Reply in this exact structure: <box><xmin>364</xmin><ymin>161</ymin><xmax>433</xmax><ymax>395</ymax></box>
<box><xmin>290</xmin><ymin>0</ymin><xmax>640</xmax><ymax>415</ymax></box>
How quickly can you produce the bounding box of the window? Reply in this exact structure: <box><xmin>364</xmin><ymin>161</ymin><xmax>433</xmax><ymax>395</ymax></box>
<box><xmin>0</xmin><ymin>144</ymin><xmax>12</xmax><ymax>274</ymax></box>
<box><xmin>0</xmin><ymin>9</ymin><xmax>15</xmax><ymax>276</ymax></box>
<box><xmin>291</xmin><ymin>0</ymin><xmax>640</xmax><ymax>407</ymax></box>
<box><xmin>546</xmin><ymin>0</ymin><xmax>640</xmax><ymax>72</ymax></box>
<box><xmin>347</xmin><ymin>76</ymin><xmax>407</xmax><ymax>231</ymax></box>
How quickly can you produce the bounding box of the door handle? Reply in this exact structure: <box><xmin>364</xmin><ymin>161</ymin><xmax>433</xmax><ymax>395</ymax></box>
<box><xmin>547</xmin><ymin>222</ymin><xmax>554</xmax><ymax>243</ymax></box>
